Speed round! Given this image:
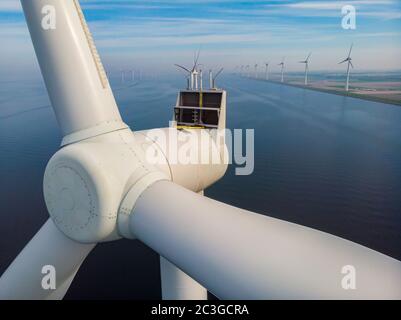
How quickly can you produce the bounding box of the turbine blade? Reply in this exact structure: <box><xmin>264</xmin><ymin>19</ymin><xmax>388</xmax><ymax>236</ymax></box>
<box><xmin>348</xmin><ymin>43</ymin><xmax>353</xmax><ymax>58</ymax></box>
<box><xmin>160</xmin><ymin>256</ymin><xmax>207</xmax><ymax>300</ymax></box>
<box><xmin>174</xmin><ymin>64</ymin><xmax>191</xmax><ymax>73</ymax></box>
<box><xmin>350</xmin><ymin>61</ymin><xmax>354</xmax><ymax>68</ymax></box>
<box><xmin>129</xmin><ymin>180</ymin><xmax>401</xmax><ymax>299</ymax></box>
<box><xmin>213</xmin><ymin>67</ymin><xmax>224</xmax><ymax>80</ymax></box>
<box><xmin>0</xmin><ymin>219</ymin><xmax>95</xmax><ymax>300</ymax></box>
<box><xmin>338</xmin><ymin>59</ymin><xmax>348</xmax><ymax>64</ymax></box>
<box><xmin>21</xmin><ymin>0</ymin><xmax>125</xmax><ymax>139</ymax></box>
<box><xmin>307</xmin><ymin>52</ymin><xmax>312</xmax><ymax>61</ymax></box>
<box><xmin>193</xmin><ymin>49</ymin><xmax>201</xmax><ymax>71</ymax></box>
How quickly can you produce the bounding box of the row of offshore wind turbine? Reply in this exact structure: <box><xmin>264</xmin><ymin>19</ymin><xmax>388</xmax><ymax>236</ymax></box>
<box><xmin>238</xmin><ymin>44</ymin><xmax>354</xmax><ymax>92</ymax></box>
<box><xmin>105</xmin><ymin>69</ymin><xmax>143</xmax><ymax>84</ymax></box>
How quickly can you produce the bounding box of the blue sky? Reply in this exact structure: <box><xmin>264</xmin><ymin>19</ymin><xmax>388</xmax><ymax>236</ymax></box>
<box><xmin>1</xmin><ymin>0</ymin><xmax>401</xmax><ymax>76</ymax></box>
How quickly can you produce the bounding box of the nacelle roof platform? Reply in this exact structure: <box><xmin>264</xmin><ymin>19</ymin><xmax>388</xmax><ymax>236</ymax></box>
<box><xmin>173</xmin><ymin>89</ymin><xmax>226</xmax><ymax>130</ymax></box>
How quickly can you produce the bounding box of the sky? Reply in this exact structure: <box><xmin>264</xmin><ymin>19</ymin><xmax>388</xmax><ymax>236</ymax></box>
<box><xmin>0</xmin><ymin>0</ymin><xmax>401</xmax><ymax>77</ymax></box>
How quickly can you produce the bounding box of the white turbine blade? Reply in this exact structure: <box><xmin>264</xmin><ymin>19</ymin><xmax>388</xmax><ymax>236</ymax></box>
<box><xmin>0</xmin><ymin>219</ymin><xmax>95</xmax><ymax>300</ymax></box>
<box><xmin>130</xmin><ymin>181</ymin><xmax>401</xmax><ymax>299</ymax></box>
<box><xmin>349</xmin><ymin>60</ymin><xmax>354</xmax><ymax>68</ymax></box>
<box><xmin>21</xmin><ymin>0</ymin><xmax>126</xmax><ymax>141</ymax></box>
<box><xmin>338</xmin><ymin>58</ymin><xmax>348</xmax><ymax>64</ymax></box>
<box><xmin>213</xmin><ymin>67</ymin><xmax>224</xmax><ymax>80</ymax></box>
<box><xmin>193</xmin><ymin>49</ymin><xmax>201</xmax><ymax>71</ymax></box>
<box><xmin>348</xmin><ymin>43</ymin><xmax>353</xmax><ymax>58</ymax></box>
<box><xmin>160</xmin><ymin>257</ymin><xmax>207</xmax><ymax>300</ymax></box>
<box><xmin>174</xmin><ymin>64</ymin><xmax>191</xmax><ymax>74</ymax></box>
<box><xmin>306</xmin><ymin>52</ymin><xmax>312</xmax><ymax>61</ymax></box>
<box><xmin>45</xmin><ymin>266</ymin><xmax>81</xmax><ymax>300</ymax></box>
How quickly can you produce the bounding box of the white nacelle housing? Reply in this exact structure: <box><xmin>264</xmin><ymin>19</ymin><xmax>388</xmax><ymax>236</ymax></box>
<box><xmin>134</xmin><ymin>128</ymin><xmax>228</xmax><ymax>192</ymax></box>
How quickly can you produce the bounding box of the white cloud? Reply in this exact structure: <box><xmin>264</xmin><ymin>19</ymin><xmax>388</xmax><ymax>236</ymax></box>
<box><xmin>285</xmin><ymin>1</ymin><xmax>395</xmax><ymax>10</ymax></box>
<box><xmin>1</xmin><ymin>0</ymin><xmax>400</xmax><ymax>73</ymax></box>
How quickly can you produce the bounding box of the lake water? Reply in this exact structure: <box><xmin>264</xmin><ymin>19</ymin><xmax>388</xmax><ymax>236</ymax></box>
<box><xmin>0</xmin><ymin>74</ymin><xmax>400</xmax><ymax>299</ymax></box>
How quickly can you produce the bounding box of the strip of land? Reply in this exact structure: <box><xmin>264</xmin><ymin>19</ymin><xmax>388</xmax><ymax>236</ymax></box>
<box><xmin>248</xmin><ymin>76</ymin><xmax>401</xmax><ymax>106</ymax></box>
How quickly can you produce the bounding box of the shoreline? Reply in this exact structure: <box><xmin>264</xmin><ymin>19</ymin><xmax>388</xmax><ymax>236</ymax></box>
<box><xmin>245</xmin><ymin>77</ymin><xmax>401</xmax><ymax>107</ymax></box>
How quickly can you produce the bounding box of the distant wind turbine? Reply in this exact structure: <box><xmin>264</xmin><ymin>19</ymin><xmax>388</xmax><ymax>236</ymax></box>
<box><xmin>209</xmin><ymin>67</ymin><xmax>224</xmax><ymax>89</ymax></box>
<box><xmin>339</xmin><ymin>44</ymin><xmax>354</xmax><ymax>92</ymax></box>
<box><xmin>278</xmin><ymin>58</ymin><xmax>285</xmax><ymax>83</ymax></box>
<box><xmin>264</xmin><ymin>62</ymin><xmax>269</xmax><ymax>80</ymax></box>
<box><xmin>254</xmin><ymin>64</ymin><xmax>258</xmax><ymax>79</ymax></box>
<box><xmin>174</xmin><ymin>49</ymin><xmax>201</xmax><ymax>90</ymax></box>
<box><xmin>299</xmin><ymin>53</ymin><xmax>311</xmax><ymax>86</ymax></box>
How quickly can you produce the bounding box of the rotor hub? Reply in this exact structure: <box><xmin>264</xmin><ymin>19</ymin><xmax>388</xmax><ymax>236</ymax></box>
<box><xmin>43</xmin><ymin>130</ymin><xmax>169</xmax><ymax>243</ymax></box>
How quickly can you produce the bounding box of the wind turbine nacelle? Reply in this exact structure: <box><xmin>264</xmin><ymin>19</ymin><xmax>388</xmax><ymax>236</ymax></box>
<box><xmin>133</xmin><ymin>128</ymin><xmax>228</xmax><ymax>192</ymax></box>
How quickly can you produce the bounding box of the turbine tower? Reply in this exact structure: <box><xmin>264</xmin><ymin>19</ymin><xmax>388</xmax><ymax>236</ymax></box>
<box><xmin>1</xmin><ymin>1</ymin><xmax>401</xmax><ymax>300</ymax></box>
<box><xmin>339</xmin><ymin>44</ymin><xmax>354</xmax><ymax>92</ymax></box>
<box><xmin>209</xmin><ymin>67</ymin><xmax>224</xmax><ymax>89</ymax></box>
<box><xmin>264</xmin><ymin>62</ymin><xmax>269</xmax><ymax>80</ymax></box>
<box><xmin>254</xmin><ymin>64</ymin><xmax>258</xmax><ymax>79</ymax></box>
<box><xmin>193</xmin><ymin>69</ymin><xmax>199</xmax><ymax>90</ymax></box>
<box><xmin>278</xmin><ymin>57</ymin><xmax>285</xmax><ymax>83</ymax></box>
<box><xmin>299</xmin><ymin>53</ymin><xmax>311</xmax><ymax>85</ymax></box>
<box><xmin>120</xmin><ymin>69</ymin><xmax>125</xmax><ymax>84</ymax></box>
